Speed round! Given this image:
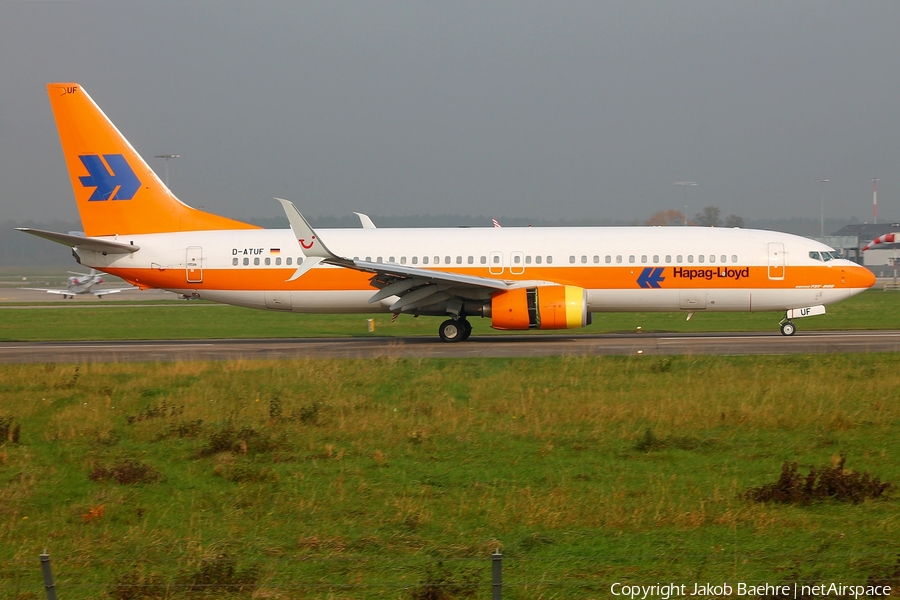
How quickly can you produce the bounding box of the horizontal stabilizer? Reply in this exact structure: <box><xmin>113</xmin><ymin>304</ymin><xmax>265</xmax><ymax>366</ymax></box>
<box><xmin>16</xmin><ymin>228</ymin><xmax>140</xmax><ymax>254</ymax></box>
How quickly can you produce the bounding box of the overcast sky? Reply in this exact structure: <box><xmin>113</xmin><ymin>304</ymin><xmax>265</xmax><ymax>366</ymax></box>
<box><xmin>2</xmin><ymin>1</ymin><xmax>900</xmax><ymax>226</ymax></box>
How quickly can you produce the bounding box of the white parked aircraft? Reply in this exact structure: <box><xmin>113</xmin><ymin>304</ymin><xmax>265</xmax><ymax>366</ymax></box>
<box><xmin>22</xmin><ymin>269</ymin><xmax>136</xmax><ymax>299</ymax></box>
<box><xmin>19</xmin><ymin>83</ymin><xmax>876</xmax><ymax>340</ymax></box>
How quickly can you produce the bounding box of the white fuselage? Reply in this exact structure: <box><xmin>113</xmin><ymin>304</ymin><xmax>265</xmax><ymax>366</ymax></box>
<box><xmin>76</xmin><ymin>226</ymin><xmax>874</xmax><ymax>316</ymax></box>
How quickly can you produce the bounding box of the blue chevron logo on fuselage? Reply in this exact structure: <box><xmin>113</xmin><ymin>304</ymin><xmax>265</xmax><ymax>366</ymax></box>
<box><xmin>78</xmin><ymin>154</ymin><xmax>141</xmax><ymax>201</ymax></box>
<box><xmin>637</xmin><ymin>267</ymin><xmax>666</xmax><ymax>288</ymax></box>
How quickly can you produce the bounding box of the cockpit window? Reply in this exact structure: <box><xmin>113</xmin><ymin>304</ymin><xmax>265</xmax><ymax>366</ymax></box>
<box><xmin>821</xmin><ymin>252</ymin><xmax>832</xmax><ymax>262</ymax></box>
<box><xmin>809</xmin><ymin>251</ymin><xmax>820</xmax><ymax>261</ymax></box>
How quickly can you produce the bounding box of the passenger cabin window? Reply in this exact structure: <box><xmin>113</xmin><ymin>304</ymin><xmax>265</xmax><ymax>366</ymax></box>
<box><xmin>456</xmin><ymin>256</ymin><xmax>462</xmax><ymax>264</ymax></box>
<box><xmin>547</xmin><ymin>256</ymin><xmax>553</xmax><ymax>264</ymax></box>
<box><xmin>731</xmin><ymin>255</ymin><xmax>737</xmax><ymax>263</ymax></box>
<box><xmin>423</xmin><ymin>257</ymin><xmax>429</xmax><ymax>264</ymax></box>
<box><xmin>481</xmin><ymin>256</ymin><xmax>487</xmax><ymax>264</ymax></box>
<box><xmin>653</xmin><ymin>255</ymin><xmax>659</xmax><ymax>263</ymax></box>
<box><xmin>265</xmin><ymin>257</ymin><xmax>271</xmax><ymax>265</ymax></box>
<box><xmin>286</xmin><ymin>258</ymin><xmax>292</xmax><ymax>266</ymax></box>
<box><xmin>412</xmin><ymin>257</ymin><xmax>419</xmax><ymax>264</ymax></box>
<box><xmin>232</xmin><ymin>258</ymin><xmax>238</xmax><ymax>266</ymax></box>
<box><xmin>641</xmin><ymin>255</ymin><xmax>648</xmax><ymax>263</ymax></box>
<box><xmin>535</xmin><ymin>256</ymin><xmax>542</xmax><ymax>264</ymax></box>
<box><xmin>514</xmin><ymin>255</ymin><xmax>522</xmax><ymax>264</ymax></box>
<box><xmin>593</xmin><ymin>255</ymin><xmax>599</xmax><ymax>263</ymax></box>
<box><xmin>389</xmin><ymin>256</ymin><xmax>395</xmax><ymax>263</ymax></box>
<box><xmin>665</xmin><ymin>255</ymin><xmax>672</xmax><ymax>263</ymax></box>
<box><xmin>569</xmin><ymin>255</ymin><xmax>576</xmax><ymax>264</ymax></box>
<box><xmin>492</xmin><ymin>255</ymin><xmax>500</xmax><ymax>264</ymax></box>
<box><xmin>243</xmin><ymin>257</ymin><xmax>249</xmax><ymax>266</ymax></box>
<box><xmin>434</xmin><ymin>256</ymin><xmax>440</xmax><ymax>264</ymax></box>
<box><xmin>445</xmin><ymin>256</ymin><xmax>451</xmax><ymax>264</ymax></box>
<box><xmin>721</xmin><ymin>255</ymin><xmax>726</xmax><ymax>263</ymax></box>
<box><xmin>401</xmin><ymin>257</ymin><xmax>407</xmax><ymax>264</ymax></box>
<box><xmin>605</xmin><ymin>255</ymin><xmax>612</xmax><ymax>263</ymax></box>
<box><xmin>467</xmin><ymin>256</ymin><xmax>474</xmax><ymax>264</ymax></box>
<box><xmin>629</xmin><ymin>255</ymin><xmax>635</xmax><ymax>263</ymax></box>
<box><xmin>525</xmin><ymin>256</ymin><xmax>532</xmax><ymax>264</ymax></box>
<box><xmin>275</xmin><ymin>257</ymin><xmax>281</xmax><ymax>265</ymax></box>
<box><xmin>687</xmin><ymin>255</ymin><xmax>694</xmax><ymax>263</ymax></box>
<box><xmin>254</xmin><ymin>257</ymin><xmax>260</xmax><ymax>266</ymax></box>
<box><xmin>698</xmin><ymin>255</ymin><xmax>704</xmax><ymax>263</ymax></box>
<box><xmin>616</xmin><ymin>255</ymin><xmax>622</xmax><ymax>264</ymax></box>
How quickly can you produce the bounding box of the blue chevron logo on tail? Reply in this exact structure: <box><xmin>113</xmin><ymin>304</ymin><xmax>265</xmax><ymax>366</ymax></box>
<box><xmin>78</xmin><ymin>154</ymin><xmax>141</xmax><ymax>201</ymax></box>
<box><xmin>637</xmin><ymin>267</ymin><xmax>666</xmax><ymax>288</ymax></box>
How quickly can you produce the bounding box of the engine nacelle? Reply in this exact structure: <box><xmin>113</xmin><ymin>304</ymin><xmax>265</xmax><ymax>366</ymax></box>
<box><xmin>489</xmin><ymin>285</ymin><xmax>590</xmax><ymax>330</ymax></box>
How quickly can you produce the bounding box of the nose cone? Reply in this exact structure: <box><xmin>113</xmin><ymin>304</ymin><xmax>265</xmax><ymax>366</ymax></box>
<box><xmin>845</xmin><ymin>264</ymin><xmax>876</xmax><ymax>290</ymax></box>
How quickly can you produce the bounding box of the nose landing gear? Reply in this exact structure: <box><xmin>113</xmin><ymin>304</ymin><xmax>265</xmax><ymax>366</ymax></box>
<box><xmin>779</xmin><ymin>320</ymin><xmax>796</xmax><ymax>336</ymax></box>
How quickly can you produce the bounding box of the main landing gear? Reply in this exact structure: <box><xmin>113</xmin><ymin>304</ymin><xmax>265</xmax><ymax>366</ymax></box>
<box><xmin>438</xmin><ymin>318</ymin><xmax>472</xmax><ymax>343</ymax></box>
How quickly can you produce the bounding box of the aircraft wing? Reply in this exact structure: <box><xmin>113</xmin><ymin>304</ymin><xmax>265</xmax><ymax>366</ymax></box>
<box><xmin>93</xmin><ymin>287</ymin><xmax>138</xmax><ymax>297</ymax></box>
<box><xmin>16</xmin><ymin>228</ymin><xmax>140</xmax><ymax>254</ymax></box>
<box><xmin>21</xmin><ymin>288</ymin><xmax>72</xmax><ymax>295</ymax></box>
<box><xmin>277</xmin><ymin>199</ymin><xmax>557</xmax><ymax>312</ymax></box>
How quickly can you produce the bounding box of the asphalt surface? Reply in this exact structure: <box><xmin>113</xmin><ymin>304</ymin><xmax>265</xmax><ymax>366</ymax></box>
<box><xmin>1</xmin><ymin>330</ymin><xmax>899</xmax><ymax>363</ymax></box>
<box><xmin>0</xmin><ymin>287</ymin><xmax>181</xmax><ymax>303</ymax></box>
<box><xmin>3</xmin><ymin>286</ymin><xmax>899</xmax><ymax>362</ymax></box>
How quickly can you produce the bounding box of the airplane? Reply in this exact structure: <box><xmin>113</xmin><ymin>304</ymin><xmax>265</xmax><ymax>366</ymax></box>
<box><xmin>18</xmin><ymin>83</ymin><xmax>876</xmax><ymax>341</ymax></box>
<box><xmin>22</xmin><ymin>269</ymin><xmax>137</xmax><ymax>299</ymax></box>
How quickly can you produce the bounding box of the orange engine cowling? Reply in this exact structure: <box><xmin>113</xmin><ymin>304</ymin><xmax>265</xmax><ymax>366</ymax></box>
<box><xmin>490</xmin><ymin>286</ymin><xmax>591</xmax><ymax>330</ymax></box>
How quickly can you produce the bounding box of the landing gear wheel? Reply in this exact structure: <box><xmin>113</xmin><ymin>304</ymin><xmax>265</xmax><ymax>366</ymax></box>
<box><xmin>439</xmin><ymin>319</ymin><xmax>464</xmax><ymax>343</ymax></box>
<box><xmin>459</xmin><ymin>319</ymin><xmax>472</xmax><ymax>341</ymax></box>
<box><xmin>780</xmin><ymin>321</ymin><xmax>796</xmax><ymax>336</ymax></box>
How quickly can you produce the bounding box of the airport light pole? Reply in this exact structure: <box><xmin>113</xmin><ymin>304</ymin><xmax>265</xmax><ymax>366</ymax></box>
<box><xmin>154</xmin><ymin>154</ymin><xmax>180</xmax><ymax>188</ymax></box>
<box><xmin>893</xmin><ymin>223</ymin><xmax>899</xmax><ymax>286</ymax></box>
<box><xmin>815</xmin><ymin>179</ymin><xmax>830</xmax><ymax>237</ymax></box>
<box><xmin>673</xmin><ymin>182</ymin><xmax>697</xmax><ymax>225</ymax></box>
<box><xmin>872</xmin><ymin>178</ymin><xmax>879</xmax><ymax>224</ymax></box>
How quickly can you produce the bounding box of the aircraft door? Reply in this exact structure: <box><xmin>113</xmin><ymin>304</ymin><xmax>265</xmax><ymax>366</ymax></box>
<box><xmin>489</xmin><ymin>251</ymin><xmax>504</xmax><ymax>275</ymax></box>
<box><xmin>186</xmin><ymin>246</ymin><xmax>203</xmax><ymax>283</ymax></box>
<box><xmin>510</xmin><ymin>251</ymin><xmax>525</xmax><ymax>275</ymax></box>
<box><xmin>767</xmin><ymin>242</ymin><xmax>785</xmax><ymax>280</ymax></box>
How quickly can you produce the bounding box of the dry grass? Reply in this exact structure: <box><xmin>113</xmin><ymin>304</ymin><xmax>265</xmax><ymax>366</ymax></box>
<box><xmin>0</xmin><ymin>355</ymin><xmax>897</xmax><ymax>598</ymax></box>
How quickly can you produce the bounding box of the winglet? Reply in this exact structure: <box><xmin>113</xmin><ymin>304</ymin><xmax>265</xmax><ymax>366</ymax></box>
<box><xmin>354</xmin><ymin>212</ymin><xmax>377</xmax><ymax>229</ymax></box>
<box><xmin>275</xmin><ymin>198</ymin><xmax>338</xmax><ymax>259</ymax></box>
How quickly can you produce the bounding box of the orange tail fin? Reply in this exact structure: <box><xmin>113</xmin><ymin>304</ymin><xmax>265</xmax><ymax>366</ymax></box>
<box><xmin>47</xmin><ymin>83</ymin><xmax>259</xmax><ymax>236</ymax></box>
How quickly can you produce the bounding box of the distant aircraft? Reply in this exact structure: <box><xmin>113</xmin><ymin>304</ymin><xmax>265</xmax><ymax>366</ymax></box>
<box><xmin>492</xmin><ymin>218</ymin><xmax>502</xmax><ymax>228</ymax></box>
<box><xmin>22</xmin><ymin>269</ymin><xmax>136</xmax><ymax>299</ymax></box>
<box><xmin>18</xmin><ymin>83</ymin><xmax>876</xmax><ymax>341</ymax></box>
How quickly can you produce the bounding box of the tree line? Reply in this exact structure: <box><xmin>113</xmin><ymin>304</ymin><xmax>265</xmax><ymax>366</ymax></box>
<box><xmin>646</xmin><ymin>206</ymin><xmax>744</xmax><ymax>228</ymax></box>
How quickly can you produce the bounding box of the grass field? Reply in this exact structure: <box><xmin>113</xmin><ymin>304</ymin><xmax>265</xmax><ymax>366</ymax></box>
<box><xmin>1</xmin><ymin>355</ymin><xmax>898</xmax><ymax>598</ymax></box>
<box><xmin>1</xmin><ymin>289</ymin><xmax>899</xmax><ymax>342</ymax></box>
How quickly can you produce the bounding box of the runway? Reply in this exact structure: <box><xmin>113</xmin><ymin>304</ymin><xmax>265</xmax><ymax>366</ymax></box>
<box><xmin>1</xmin><ymin>330</ymin><xmax>899</xmax><ymax>363</ymax></box>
